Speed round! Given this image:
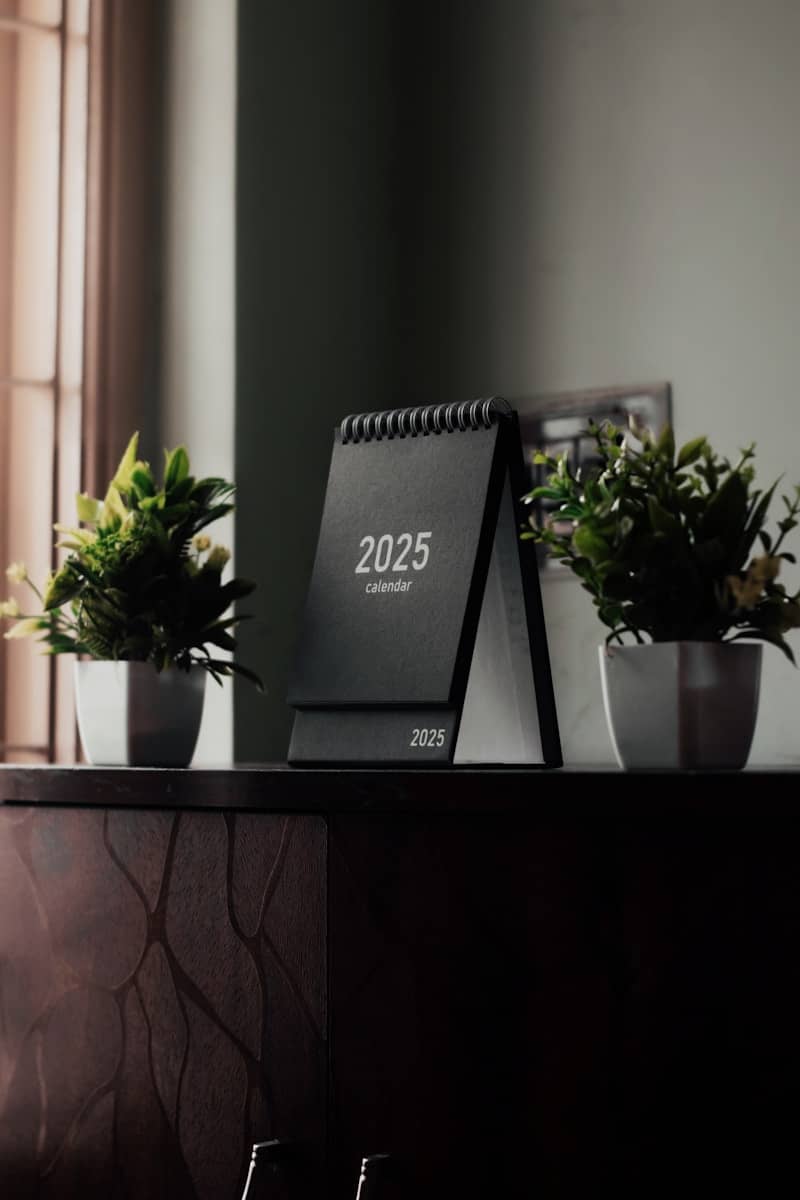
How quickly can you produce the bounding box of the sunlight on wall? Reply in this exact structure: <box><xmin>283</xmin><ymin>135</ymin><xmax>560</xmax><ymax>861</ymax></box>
<box><xmin>162</xmin><ymin>0</ymin><xmax>237</xmax><ymax>764</ymax></box>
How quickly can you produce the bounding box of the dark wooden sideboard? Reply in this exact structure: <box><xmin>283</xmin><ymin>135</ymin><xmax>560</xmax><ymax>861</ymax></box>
<box><xmin>1</xmin><ymin>766</ymin><xmax>800</xmax><ymax>1199</ymax></box>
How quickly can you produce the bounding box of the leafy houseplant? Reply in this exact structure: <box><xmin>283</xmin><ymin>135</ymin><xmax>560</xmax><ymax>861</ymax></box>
<box><xmin>1</xmin><ymin>432</ymin><xmax>261</xmax><ymax>685</ymax></box>
<box><xmin>523</xmin><ymin>418</ymin><xmax>800</xmax><ymax>661</ymax></box>
<box><xmin>0</xmin><ymin>433</ymin><xmax>261</xmax><ymax>766</ymax></box>
<box><xmin>522</xmin><ymin>418</ymin><xmax>800</xmax><ymax>769</ymax></box>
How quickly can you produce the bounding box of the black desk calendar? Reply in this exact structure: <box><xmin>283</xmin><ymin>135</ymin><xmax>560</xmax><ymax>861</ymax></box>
<box><xmin>288</xmin><ymin>397</ymin><xmax>562</xmax><ymax>766</ymax></box>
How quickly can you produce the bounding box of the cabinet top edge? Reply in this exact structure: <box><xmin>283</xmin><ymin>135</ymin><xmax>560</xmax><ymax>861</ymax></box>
<box><xmin>0</xmin><ymin>762</ymin><xmax>799</xmax><ymax>815</ymax></box>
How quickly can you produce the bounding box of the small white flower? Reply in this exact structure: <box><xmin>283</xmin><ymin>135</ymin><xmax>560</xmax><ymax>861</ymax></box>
<box><xmin>0</xmin><ymin>598</ymin><xmax>20</xmax><ymax>618</ymax></box>
<box><xmin>6</xmin><ymin>561</ymin><xmax>28</xmax><ymax>584</ymax></box>
<box><xmin>193</xmin><ymin>534</ymin><xmax>211</xmax><ymax>553</ymax></box>
<box><xmin>206</xmin><ymin>545</ymin><xmax>231</xmax><ymax>572</ymax></box>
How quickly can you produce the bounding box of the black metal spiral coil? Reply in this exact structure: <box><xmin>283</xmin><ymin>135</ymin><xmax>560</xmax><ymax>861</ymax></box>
<box><xmin>340</xmin><ymin>396</ymin><xmax>512</xmax><ymax>444</ymax></box>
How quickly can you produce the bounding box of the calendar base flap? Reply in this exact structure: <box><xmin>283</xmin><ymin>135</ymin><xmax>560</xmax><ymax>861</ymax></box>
<box><xmin>288</xmin><ymin>709</ymin><xmax>457</xmax><ymax>765</ymax></box>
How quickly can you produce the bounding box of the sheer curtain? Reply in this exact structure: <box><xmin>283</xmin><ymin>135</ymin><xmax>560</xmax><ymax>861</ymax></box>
<box><xmin>0</xmin><ymin>0</ymin><xmax>161</xmax><ymax>761</ymax></box>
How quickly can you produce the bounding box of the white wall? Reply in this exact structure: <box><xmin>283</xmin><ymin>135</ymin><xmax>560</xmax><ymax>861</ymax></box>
<box><xmin>398</xmin><ymin>0</ymin><xmax>800</xmax><ymax>765</ymax></box>
<box><xmin>162</xmin><ymin>0</ymin><xmax>237</xmax><ymax>764</ymax></box>
<box><xmin>532</xmin><ymin>0</ymin><xmax>800</xmax><ymax>765</ymax></box>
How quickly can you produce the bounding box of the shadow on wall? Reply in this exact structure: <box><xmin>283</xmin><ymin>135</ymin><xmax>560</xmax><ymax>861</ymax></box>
<box><xmin>234</xmin><ymin>0</ymin><xmax>546</xmax><ymax>762</ymax></box>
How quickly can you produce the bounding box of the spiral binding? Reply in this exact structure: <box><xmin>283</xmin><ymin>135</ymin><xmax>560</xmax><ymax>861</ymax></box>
<box><xmin>340</xmin><ymin>396</ymin><xmax>512</xmax><ymax>444</ymax></box>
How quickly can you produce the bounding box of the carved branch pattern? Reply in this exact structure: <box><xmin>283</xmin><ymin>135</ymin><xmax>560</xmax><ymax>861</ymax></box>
<box><xmin>0</xmin><ymin>807</ymin><xmax>326</xmax><ymax>1200</ymax></box>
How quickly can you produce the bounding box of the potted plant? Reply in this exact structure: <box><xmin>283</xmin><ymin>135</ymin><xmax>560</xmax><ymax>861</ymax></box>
<box><xmin>0</xmin><ymin>433</ymin><xmax>261</xmax><ymax>767</ymax></box>
<box><xmin>523</xmin><ymin>418</ymin><xmax>800</xmax><ymax>769</ymax></box>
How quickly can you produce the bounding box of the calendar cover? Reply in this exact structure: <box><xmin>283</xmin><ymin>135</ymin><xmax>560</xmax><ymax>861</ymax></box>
<box><xmin>288</xmin><ymin>425</ymin><xmax>504</xmax><ymax>708</ymax></box>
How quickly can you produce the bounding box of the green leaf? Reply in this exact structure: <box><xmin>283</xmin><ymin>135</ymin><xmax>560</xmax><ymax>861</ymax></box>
<box><xmin>4</xmin><ymin>617</ymin><xmax>49</xmax><ymax>640</ymax></box>
<box><xmin>43</xmin><ymin>566</ymin><xmax>83</xmax><ymax>610</ymax></box>
<box><xmin>111</xmin><ymin>432</ymin><xmax>140</xmax><ymax>492</ymax></box>
<box><xmin>191</xmin><ymin>503</ymin><xmax>235</xmax><ymax>534</ymax></box>
<box><xmin>528</xmin><ymin>486</ymin><xmax>567</xmax><ymax>502</ymax></box>
<box><xmin>222</xmin><ymin>660</ymin><xmax>264</xmax><ymax>690</ymax></box>
<box><xmin>200</xmin><ymin>657</ymin><xmax>264</xmax><ymax>690</ymax></box>
<box><xmin>647</xmin><ymin>496</ymin><xmax>681</xmax><ymax>537</ymax></box>
<box><xmin>75</xmin><ymin>492</ymin><xmax>102</xmax><ymax>524</ymax></box>
<box><xmin>657</xmin><ymin>424</ymin><xmax>675</xmax><ymax>463</ymax></box>
<box><xmin>190</xmin><ymin>477</ymin><xmax>235</xmax><ymax>505</ymax></box>
<box><xmin>99</xmin><ymin>484</ymin><xmax>128</xmax><ymax>531</ymax></box>
<box><xmin>130</xmin><ymin>467</ymin><xmax>155</xmax><ymax>498</ymax></box>
<box><xmin>43</xmin><ymin>640</ymin><xmax>82</xmax><ymax>655</ymax></box>
<box><xmin>53</xmin><ymin>523</ymin><xmax>95</xmax><ymax>548</ymax></box>
<box><xmin>219</xmin><ymin>577</ymin><xmax>256</xmax><ymax>604</ymax></box>
<box><xmin>166</xmin><ymin>476</ymin><xmax>195</xmax><ymax>504</ymax></box>
<box><xmin>676</xmin><ymin>436</ymin><xmax>707</xmax><ymax>468</ymax></box>
<box><xmin>727</xmin><ymin>629</ymin><xmax>796</xmax><ymax>665</ymax></box>
<box><xmin>698</xmin><ymin>470</ymin><xmax>748</xmax><ymax>550</ymax></box>
<box><xmin>201</xmin><ymin>614</ymin><xmax>250</xmax><ymax>633</ymax></box>
<box><xmin>598</xmin><ymin>603</ymin><xmax>624</xmax><ymax>629</ymax></box>
<box><xmin>164</xmin><ymin>445</ymin><xmax>190</xmax><ymax>492</ymax></box>
<box><xmin>201</xmin><ymin>628</ymin><xmax>237</xmax><ymax>652</ymax></box>
<box><xmin>159</xmin><ymin>504</ymin><xmax>191</xmax><ymax>525</ymax></box>
<box><xmin>737</xmin><ymin>480</ymin><xmax>777</xmax><ymax>564</ymax></box>
<box><xmin>572</xmin><ymin>527</ymin><xmax>610</xmax><ymax>564</ymax></box>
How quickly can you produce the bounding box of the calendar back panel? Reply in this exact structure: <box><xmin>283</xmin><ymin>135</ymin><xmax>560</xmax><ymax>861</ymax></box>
<box><xmin>288</xmin><ymin>426</ymin><xmax>501</xmax><ymax>707</ymax></box>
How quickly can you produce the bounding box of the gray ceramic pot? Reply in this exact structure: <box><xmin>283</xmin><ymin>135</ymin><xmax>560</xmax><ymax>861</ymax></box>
<box><xmin>598</xmin><ymin>641</ymin><xmax>762</xmax><ymax>770</ymax></box>
<box><xmin>75</xmin><ymin>661</ymin><xmax>206</xmax><ymax>767</ymax></box>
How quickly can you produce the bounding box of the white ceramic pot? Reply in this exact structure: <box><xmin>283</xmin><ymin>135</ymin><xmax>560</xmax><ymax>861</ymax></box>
<box><xmin>598</xmin><ymin>641</ymin><xmax>762</xmax><ymax>770</ymax></box>
<box><xmin>74</xmin><ymin>661</ymin><xmax>206</xmax><ymax>767</ymax></box>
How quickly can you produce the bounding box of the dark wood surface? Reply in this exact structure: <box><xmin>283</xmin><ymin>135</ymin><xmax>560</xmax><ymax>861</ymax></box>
<box><xmin>3</xmin><ymin>767</ymin><xmax>800</xmax><ymax>1198</ymax></box>
<box><xmin>2</xmin><ymin>762</ymin><xmax>800</xmax><ymax>814</ymax></box>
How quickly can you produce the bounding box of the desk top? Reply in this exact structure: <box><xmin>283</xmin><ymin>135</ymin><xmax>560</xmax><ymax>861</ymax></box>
<box><xmin>0</xmin><ymin>762</ymin><xmax>798</xmax><ymax>815</ymax></box>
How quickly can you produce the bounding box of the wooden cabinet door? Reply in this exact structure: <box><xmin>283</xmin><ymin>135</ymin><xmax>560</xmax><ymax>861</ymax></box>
<box><xmin>0</xmin><ymin>807</ymin><xmax>327</xmax><ymax>1200</ymax></box>
<box><xmin>327</xmin><ymin>812</ymin><xmax>606</xmax><ymax>1199</ymax></box>
<box><xmin>330</xmin><ymin>809</ymin><xmax>800</xmax><ymax>1198</ymax></box>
